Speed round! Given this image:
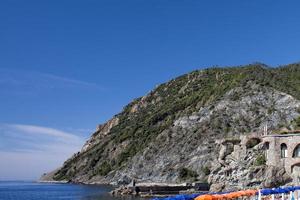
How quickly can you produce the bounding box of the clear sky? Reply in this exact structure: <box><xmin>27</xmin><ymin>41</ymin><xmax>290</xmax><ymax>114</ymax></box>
<box><xmin>0</xmin><ymin>0</ymin><xmax>300</xmax><ymax>180</ymax></box>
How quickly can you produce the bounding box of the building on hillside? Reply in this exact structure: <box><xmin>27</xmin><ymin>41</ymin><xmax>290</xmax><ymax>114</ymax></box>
<box><xmin>214</xmin><ymin>128</ymin><xmax>300</xmax><ymax>190</ymax></box>
<box><xmin>261</xmin><ymin>131</ymin><xmax>300</xmax><ymax>183</ymax></box>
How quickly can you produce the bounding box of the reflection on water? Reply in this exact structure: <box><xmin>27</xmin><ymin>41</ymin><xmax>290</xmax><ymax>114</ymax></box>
<box><xmin>0</xmin><ymin>181</ymin><xmax>145</xmax><ymax>200</ymax></box>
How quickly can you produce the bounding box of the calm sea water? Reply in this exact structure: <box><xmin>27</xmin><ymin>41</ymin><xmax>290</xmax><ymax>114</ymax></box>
<box><xmin>0</xmin><ymin>181</ymin><xmax>144</xmax><ymax>200</ymax></box>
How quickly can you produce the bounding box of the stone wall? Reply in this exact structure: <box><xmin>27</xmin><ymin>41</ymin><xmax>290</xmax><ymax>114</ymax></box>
<box><xmin>210</xmin><ymin>134</ymin><xmax>279</xmax><ymax>191</ymax></box>
<box><xmin>262</xmin><ymin>134</ymin><xmax>300</xmax><ymax>179</ymax></box>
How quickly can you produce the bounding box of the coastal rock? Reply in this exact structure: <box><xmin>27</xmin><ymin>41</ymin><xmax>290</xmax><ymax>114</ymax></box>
<box><xmin>81</xmin><ymin>117</ymin><xmax>119</xmax><ymax>153</ymax></box>
<box><xmin>209</xmin><ymin>183</ymin><xmax>225</xmax><ymax>192</ymax></box>
<box><xmin>262</xmin><ymin>166</ymin><xmax>292</xmax><ymax>188</ymax></box>
<box><xmin>41</xmin><ymin>64</ymin><xmax>300</xmax><ymax>191</ymax></box>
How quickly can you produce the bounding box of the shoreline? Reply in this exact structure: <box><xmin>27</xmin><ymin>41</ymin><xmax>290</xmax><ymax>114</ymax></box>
<box><xmin>37</xmin><ymin>180</ymin><xmax>209</xmax><ymax>198</ymax></box>
<box><xmin>37</xmin><ymin>180</ymin><xmax>70</xmax><ymax>184</ymax></box>
<box><xmin>37</xmin><ymin>180</ymin><xmax>117</xmax><ymax>187</ymax></box>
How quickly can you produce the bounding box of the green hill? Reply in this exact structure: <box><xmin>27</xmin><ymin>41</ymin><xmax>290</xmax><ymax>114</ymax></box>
<box><xmin>44</xmin><ymin>63</ymin><xmax>300</xmax><ymax>190</ymax></box>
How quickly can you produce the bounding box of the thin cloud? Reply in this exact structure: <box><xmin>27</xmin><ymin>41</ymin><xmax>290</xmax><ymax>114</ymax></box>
<box><xmin>8</xmin><ymin>124</ymin><xmax>81</xmax><ymax>142</ymax></box>
<box><xmin>0</xmin><ymin>124</ymin><xmax>85</xmax><ymax>180</ymax></box>
<box><xmin>40</xmin><ymin>72</ymin><xmax>101</xmax><ymax>88</ymax></box>
<box><xmin>0</xmin><ymin>68</ymin><xmax>105</xmax><ymax>93</ymax></box>
<box><xmin>0</xmin><ymin>123</ymin><xmax>84</xmax><ymax>152</ymax></box>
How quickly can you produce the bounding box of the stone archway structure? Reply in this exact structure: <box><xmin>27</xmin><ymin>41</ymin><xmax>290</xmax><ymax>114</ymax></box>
<box><xmin>293</xmin><ymin>144</ymin><xmax>300</xmax><ymax>158</ymax></box>
<box><xmin>262</xmin><ymin>134</ymin><xmax>300</xmax><ymax>174</ymax></box>
<box><xmin>291</xmin><ymin>163</ymin><xmax>300</xmax><ymax>173</ymax></box>
<box><xmin>281</xmin><ymin>143</ymin><xmax>288</xmax><ymax>158</ymax></box>
<box><xmin>291</xmin><ymin>163</ymin><xmax>300</xmax><ymax>184</ymax></box>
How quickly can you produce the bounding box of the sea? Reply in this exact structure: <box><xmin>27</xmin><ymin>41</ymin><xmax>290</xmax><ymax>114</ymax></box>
<box><xmin>0</xmin><ymin>181</ymin><xmax>144</xmax><ymax>200</ymax></box>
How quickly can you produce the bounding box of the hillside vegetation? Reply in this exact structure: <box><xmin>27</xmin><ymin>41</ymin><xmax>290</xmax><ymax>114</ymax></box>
<box><xmin>47</xmin><ymin>63</ymin><xmax>300</xmax><ymax>189</ymax></box>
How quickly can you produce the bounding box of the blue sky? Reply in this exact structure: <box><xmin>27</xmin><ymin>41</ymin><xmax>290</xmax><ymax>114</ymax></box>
<box><xmin>0</xmin><ymin>0</ymin><xmax>300</xmax><ymax>180</ymax></box>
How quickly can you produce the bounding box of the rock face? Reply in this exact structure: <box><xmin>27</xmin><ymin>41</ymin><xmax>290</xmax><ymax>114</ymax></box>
<box><xmin>43</xmin><ymin>64</ymin><xmax>300</xmax><ymax>191</ymax></box>
<box><xmin>107</xmin><ymin>85</ymin><xmax>300</xmax><ymax>187</ymax></box>
<box><xmin>208</xmin><ymin>139</ymin><xmax>292</xmax><ymax>192</ymax></box>
<box><xmin>81</xmin><ymin>117</ymin><xmax>119</xmax><ymax>153</ymax></box>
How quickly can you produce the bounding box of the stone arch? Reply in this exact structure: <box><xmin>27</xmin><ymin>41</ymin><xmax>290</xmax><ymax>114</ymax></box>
<box><xmin>291</xmin><ymin>163</ymin><xmax>300</xmax><ymax>184</ymax></box>
<box><xmin>263</xmin><ymin>142</ymin><xmax>269</xmax><ymax>150</ymax></box>
<box><xmin>281</xmin><ymin>143</ymin><xmax>288</xmax><ymax>158</ymax></box>
<box><xmin>291</xmin><ymin>163</ymin><xmax>300</xmax><ymax>174</ymax></box>
<box><xmin>293</xmin><ymin>144</ymin><xmax>300</xmax><ymax>158</ymax></box>
<box><xmin>245</xmin><ymin>138</ymin><xmax>261</xmax><ymax>149</ymax></box>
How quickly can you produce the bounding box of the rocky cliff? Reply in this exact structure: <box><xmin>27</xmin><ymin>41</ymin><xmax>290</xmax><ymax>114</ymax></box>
<box><xmin>44</xmin><ymin>63</ymin><xmax>300</xmax><ymax>191</ymax></box>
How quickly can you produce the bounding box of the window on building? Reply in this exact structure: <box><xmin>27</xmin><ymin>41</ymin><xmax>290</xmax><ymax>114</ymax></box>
<box><xmin>263</xmin><ymin>142</ymin><xmax>269</xmax><ymax>150</ymax></box>
<box><xmin>263</xmin><ymin>142</ymin><xmax>270</xmax><ymax>160</ymax></box>
<box><xmin>293</xmin><ymin>144</ymin><xmax>300</xmax><ymax>158</ymax></box>
<box><xmin>281</xmin><ymin>143</ymin><xmax>288</xmax><ymax>158</ymax></box>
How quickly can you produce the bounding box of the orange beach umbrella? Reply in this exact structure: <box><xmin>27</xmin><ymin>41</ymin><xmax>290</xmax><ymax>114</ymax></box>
<box><xmin>243</xmin><ymin>189</ymin><xmax>257</xmax><ymax>196</ymax></box>
<box><xmin>224</xmin><ymin>192</ymin><xmax>241</xmax><ymax>199</ymax></box>
<box><xmin>195</xmin><ymin>194</ymin><xmax>213</xmax><ymax>200</ymax></box>
<box><xmin>196</xmin><ymin>189</ymin><xmax>258</xmax><ymax>200</ymax></box>
<box><xmin>211</xmin><ymin>194</ymin><xmax>226</xmax><ymax>200</ymax></box>
<box><xmin>236</xmin><ymin>191</ymin><xmax>247</xmax><ymax>196</ymax></box>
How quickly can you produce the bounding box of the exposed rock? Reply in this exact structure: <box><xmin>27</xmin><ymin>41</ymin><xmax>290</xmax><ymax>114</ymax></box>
<box><xmin>110</xmin><ymin>185</ymin><xmax>133</xmax><ymax>196</ymax></box>
<box><xmin>263</xmin><ymin>166</ymin><xmax>292</xmax><ymax>188</ymax></box>
<box><xmin>209</xmin><ymin>183</ymin><xmax>225</xmax><ymax>192</ymax></box>
<box><xmin>39</xmin><ymin>169</ymin><xmax>67</xmax><ymax>183</ymax></box>
<box><xmin>112</xmin><ymin>85</ymin><xmax>300</xmax><ymax>186</ymax></box>
<box><xmin>41</xmin><ymin>64</ymin><xmax>300</xmax><ymax>191</ymax></box>
<box><xmin>208</xmin><ymin>136</ymin><xmax>293</xmax><ymax>191</ymax></box>
<box><xmin>81</xmin><ymin>117</ymin><xmax>119</xmax><ymax>152</ymax></box>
